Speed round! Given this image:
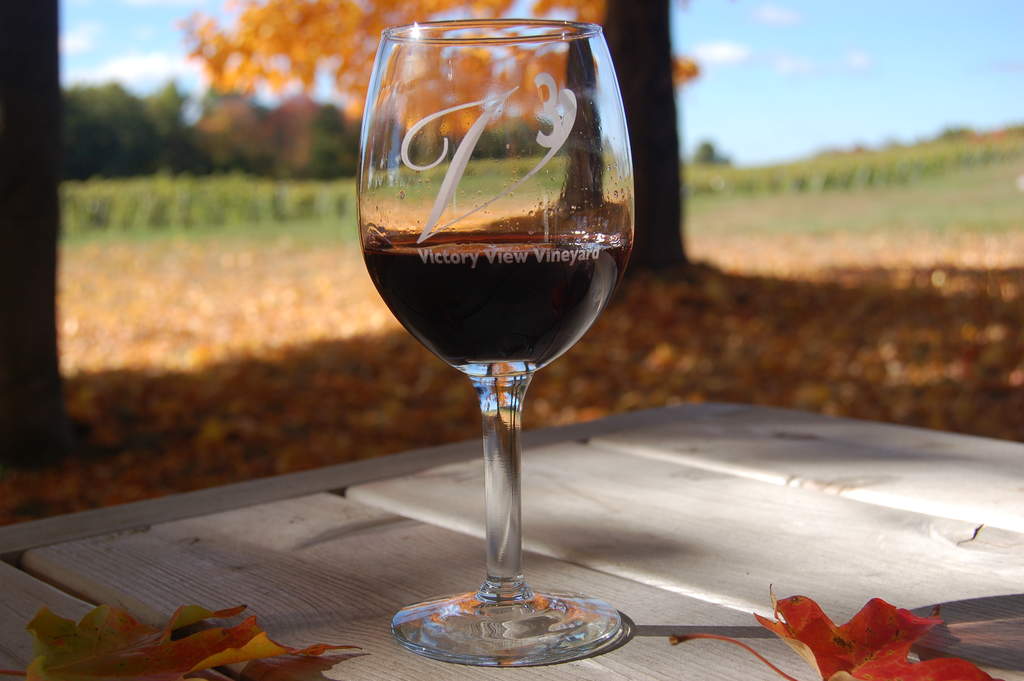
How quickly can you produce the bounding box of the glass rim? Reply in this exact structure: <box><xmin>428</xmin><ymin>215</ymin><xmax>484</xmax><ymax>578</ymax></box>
<box><xmin>382</xmin><ymin>19</ymin><xmax>602</xmax><ymax>46</ymax></box>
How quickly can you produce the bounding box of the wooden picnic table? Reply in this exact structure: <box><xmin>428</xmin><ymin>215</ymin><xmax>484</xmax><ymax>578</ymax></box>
<box><xmin>2</xmin><ymin>403</ymin><xmax>1022</xmax><ymax>679</ymax></box>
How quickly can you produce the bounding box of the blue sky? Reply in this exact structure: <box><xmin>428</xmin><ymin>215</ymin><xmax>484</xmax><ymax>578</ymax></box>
<box><xmin>61</xmin><ymin>0</ymin><xmax>1024</xmax><ymax>166</ymax></box>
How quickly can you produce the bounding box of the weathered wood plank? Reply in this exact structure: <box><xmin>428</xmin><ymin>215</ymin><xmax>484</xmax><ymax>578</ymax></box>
<box><xmin>0</xmin><ymin>561</ymin><xmax>92</xmax><ymax>669</ymax></box>
<box><xmin>20</xmin><ymin>493</ymin><xmax>816</xmax><ymax>681</ymax></box>
<box><xmin>0</xmin><ymin>402</ymin><xmax>740</xmax><ymax>559</ymax></box>
<box><xmin>348</xmin><ymin>443</ymin><xmax>1024</xmax><ymax>619</ymax></box>
<box><xmin>21</xmin><ymin>495</ymin><xmax>398</xmax><ymax>626</ymax></box>
<box><xmin>591</xmin><ymin>405</ymin><xmax>1024</xmax><ymax>532</ymax></box>
<box><xmin>349</xmin><ymin>442</ymin><xmax>1024</xmax><ymax>677</ymax></box>
<box><xmin>0</xmin><ymin>440</ymin><xmax>474</xmax><ymax>562</ymax></box>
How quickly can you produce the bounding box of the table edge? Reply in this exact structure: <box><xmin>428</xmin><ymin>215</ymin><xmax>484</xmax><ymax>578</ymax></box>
<box><xmin>1</xmin><ymin>402</ymin><xmax>744</xmax><ymax>561</ymax></box>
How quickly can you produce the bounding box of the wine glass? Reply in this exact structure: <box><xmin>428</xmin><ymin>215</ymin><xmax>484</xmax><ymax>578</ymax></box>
<box><xmin>358</xmin><ymin>19</ymin><xmax>633</xmax><ymax>666</ymax></box>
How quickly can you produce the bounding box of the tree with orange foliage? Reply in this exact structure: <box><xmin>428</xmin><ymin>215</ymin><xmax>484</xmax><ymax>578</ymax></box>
<box><xmin>186</xmin><ymin>0</ymin><xmax>698</xmax><ymax>269</ymax></box>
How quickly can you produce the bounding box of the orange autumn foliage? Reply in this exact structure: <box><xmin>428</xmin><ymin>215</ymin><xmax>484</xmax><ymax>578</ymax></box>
<box><xmin>185</xmin><ymin>0</ymin><xmax>699</xmax><ymax>117</ymax></box>
<box><xmin>0</xmin><ymin>604</ymin><xmax>356</xmax><ymax>681</ymax></box>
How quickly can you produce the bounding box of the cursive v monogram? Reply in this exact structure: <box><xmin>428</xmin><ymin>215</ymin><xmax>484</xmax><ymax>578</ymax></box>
<box><xmin>400</xmin><ymin>72</ymin><xmax>578</xmax><ymax>243</ymax></box>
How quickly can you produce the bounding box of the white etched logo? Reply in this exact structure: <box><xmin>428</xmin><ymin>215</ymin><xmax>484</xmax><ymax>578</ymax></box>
<box><xmin>400</xmin><ymin>72</ymin><xmax>577</xmax><ymax>243</ymax></box>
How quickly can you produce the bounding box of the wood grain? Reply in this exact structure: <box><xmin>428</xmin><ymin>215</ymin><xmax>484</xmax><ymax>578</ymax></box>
<box><xmin>348</xmin><ymin>442</ymin><xmax>1024</xmax><ymax>618</ymax></box>
<box><xmin>349</xmin><ymin>440</ymin><xmax>1024</xmax><ymax>678</ymax></box>
<box><xmin>20</xmin><ymin>493</ymin><xmax>816</xmax><ymax>681</ymax></box>
<box><xmin>0</xmin><ymin>561</ymin><xmax>92</xmax><ymax>669</ymax></box>
<box><xmin>591</xmin><ymin>404</ymin><xmax>1024</xmax><ymax>532</ymax></box>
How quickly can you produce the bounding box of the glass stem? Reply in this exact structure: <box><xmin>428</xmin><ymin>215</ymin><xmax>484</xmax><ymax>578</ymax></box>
<box><xmin>470</xmin><ymin>371</ymin><xmax>534</xmax><ymax>604</ymax></box>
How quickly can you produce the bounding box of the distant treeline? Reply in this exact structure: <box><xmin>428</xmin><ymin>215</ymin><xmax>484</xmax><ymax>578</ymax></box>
<box><xmin>62</xmin><ymin>82</ymin><xmax>545</xmax><ymax>182</ymax></box>
<box><xmin>63</xmin><ymin>82</ymin><xmax>360</xmax><ymax>180</ymax></box>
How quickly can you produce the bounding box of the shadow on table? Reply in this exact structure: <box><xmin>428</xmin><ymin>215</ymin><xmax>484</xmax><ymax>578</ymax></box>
<box><xmin>630</xmin><ymin>622</ymin><xmax>772</xmax><ymax>639</ymax></box>
<box><xmin>913</xmin><ymin>593</ymin><xmax>1024</xmax><ymax>672</ymax></box>
<box><xmin>563</xmin><ymin>614</ymin><xmax>774</xmax><ymax>667</ymax></box>
<box><xmin>241</xmin><ymin>650</ymin><xmax>367</xmax><ymax>680</ymax></box>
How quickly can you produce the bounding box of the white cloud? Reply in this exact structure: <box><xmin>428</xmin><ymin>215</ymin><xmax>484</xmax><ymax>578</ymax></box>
<box><xmin>60</xmin><ymin>22</ymin><xmax>102</xmax><ymax>56</ymax></box>
<box><xmin>692</xmin><ymin>41</ymin><xmax>753</xmax><ymax>66</ymax></box>
<box><xmin>752</xmin><ymin>4</ymin><xmax>802</xmax><ymax>26</ymax></box>
<box><xmin>65</xmin><ymin>52</ymin><xmax>204</xmax><ymax>91</ymax></box>
<box><xmin>844</xmin><ymin>49</ymin><xmax>873</xmax><ymax>71</ymax></box>
<box><xmin>773</xmin><ymin>55</ymin><xmax>815</xmax><ymax>75</ymax></box>
<box><xmin>133</xmin><ymin>25</ymin><xmax>157</xmax><ymax>41</ymax></box>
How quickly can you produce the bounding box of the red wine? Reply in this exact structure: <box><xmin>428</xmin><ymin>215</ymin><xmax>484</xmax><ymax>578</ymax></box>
<box><xmin>364</xmin><ymin>238</ymin><xmax>628</xmax><ymax>369</ymax></box>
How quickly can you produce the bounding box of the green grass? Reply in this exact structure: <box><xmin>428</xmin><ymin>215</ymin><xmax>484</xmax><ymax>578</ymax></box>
<box><xmin>688</xmin><ymin>159</ymin><xmax>1024</xmax><ymax>238</ymax></box>
<box><xmin>61</xmin><ymin>215</ymin><xmax>358</xmax><ymax>250</ymax></box>
<box><xmin>61</xmin><ymin>174</ymin><xmax>358</xmax><ymax>243</ymax></box>
<box><xmin>60</xmin><ymin>135</ymin><xmax>1024</xmax><ymax>248</ymax></box>
<box><xmin>686</xmin><ymin>132</ymin><xmax>1024</xmax><ymax>196</ymax></box>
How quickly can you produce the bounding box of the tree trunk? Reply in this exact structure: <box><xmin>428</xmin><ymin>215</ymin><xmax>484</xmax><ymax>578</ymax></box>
<box><xmin>561</xmin><ymin>38</ymin><xmax>603</xmax><ymax>211</ymax></box>
<box><xmin>0</xmin><ymin>2</ymin><xmax>73</xmax><ymax>466</ymax></box>
<box><xmin>603</xmin><ymin>0</ymin><xmax>687</xmax><ymax>269</ymax></box>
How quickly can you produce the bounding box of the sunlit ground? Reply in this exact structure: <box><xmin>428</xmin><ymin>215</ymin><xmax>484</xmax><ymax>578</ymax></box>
<box><xmin>59</xmin><ymin>239</ymin><xmax>394</xmax><ymax>374</ymax></box>
<box><xmin>2</xmin><ymin>162</ymin><xmax>1021</xmax><ymax>524</ymax></box>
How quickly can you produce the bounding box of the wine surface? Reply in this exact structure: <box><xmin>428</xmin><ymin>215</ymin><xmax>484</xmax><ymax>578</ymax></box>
<box><xmin>364</xmin><ymin>238</ymin><xmax>627</xmax><ymax>370</ymax></box>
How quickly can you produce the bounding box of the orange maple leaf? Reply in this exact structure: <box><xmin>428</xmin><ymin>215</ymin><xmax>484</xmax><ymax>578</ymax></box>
<box><xmin>0</xmin><ymin>604</ymin><xmax>357</xmax><ymax>681</ymax></box>
<box><xmin>673</xmin><ymin>593</ymin><xmax>1004</xmax><ymax>681</ymax></box>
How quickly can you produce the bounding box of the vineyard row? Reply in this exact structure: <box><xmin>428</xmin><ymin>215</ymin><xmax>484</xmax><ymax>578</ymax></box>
<box><xmin>61</xmin><ymin>135</ymin><xmax>1024</xmax><ymax>235</ymax></box>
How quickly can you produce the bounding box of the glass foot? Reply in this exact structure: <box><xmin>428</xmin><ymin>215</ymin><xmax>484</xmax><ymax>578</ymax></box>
<box><xmin>391</xmin><ymin>590</ymin><xmax>626</xmax><ymax>666</ymax></box>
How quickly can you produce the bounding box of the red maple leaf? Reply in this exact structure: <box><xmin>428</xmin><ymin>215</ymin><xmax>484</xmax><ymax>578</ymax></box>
<box><xmin>673</xmin><ymin>593</ymin><xmax>1004</xmax><ymax>681</ymax></box>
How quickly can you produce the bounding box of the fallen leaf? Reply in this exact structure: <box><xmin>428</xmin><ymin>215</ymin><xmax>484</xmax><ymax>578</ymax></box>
<box><xmin>10</xmin><ymin>603</ymin><xmax>356</xmax><ymax>681</ymax></box>
<box><xmin>757</xmin><ymin>594</ymin><xmax>1003</xmax><ymax>681</ymax></box>
<box><xmin>673</xmin><ymin>593</ymin><xmax>1004</xmax><ymax>681</ymax></box>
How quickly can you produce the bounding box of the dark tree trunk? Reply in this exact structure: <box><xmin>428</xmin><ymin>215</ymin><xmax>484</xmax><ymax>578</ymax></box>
<box><xmin>603</xmin><ymin>0</ymin><xmax>687</xmax><ymax>269</ymax></box>
<box><xmin>561</xmin><ymin>38</ymin><xmax>603</xmax><ymax>211</ymax></box>
<box><xmin>0</xmin><ymin>2</ymin><xmax>73</xmax><ymax>466</ymax></box>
